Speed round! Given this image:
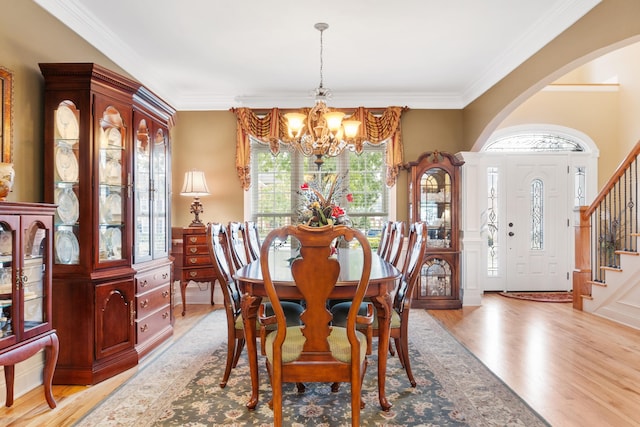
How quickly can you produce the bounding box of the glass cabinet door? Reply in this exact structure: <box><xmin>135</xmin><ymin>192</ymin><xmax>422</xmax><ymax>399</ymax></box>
<box><xmin>98</xmin><ymin>106</ymin><xmax>125</xmax><ymax>262</ymax></box>
<box><xmin>419</xmin><ymin>257</ymin><xmax>453</xmax><ymax>297</ymax></box>
<box><xmin>22</xmin><ymin>220</ymin><xmax>48</xmax><ymax>336</ymax></box>
<box><xmin>53</xmin><ymin>100</ymin><xmax>80</xmax><ymax>265</ymax></box>
<box><xmin>420</xmin><ymin>168</ymin><xmax>452</xmax><ymax>248</ymax></box>
<box><xmin>0</xmin><ymin>218</ymin><xmax>17</xmax><ymax>344</ymax></box>
<box><xmin>152</xmin><ymin>128</ymin><xmax>168</xmax><ymax>258</ymax></box>
<box><xmin>134</xmin><ymin>119</ymin><xmax>151</xmax><ymax>262</ymax></box>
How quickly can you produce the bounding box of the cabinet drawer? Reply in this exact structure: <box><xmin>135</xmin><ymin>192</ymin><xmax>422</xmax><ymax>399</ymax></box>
<box><xmin>181</xmin><ymin>267</ymin><xmax>216</xmax><ymax>282</ymax></box>
<box><xmin>185</xmin><ymin>234</ymin><xmax>207</xmax><ymax>245</ymax></box>
<box><xmin>136</xmin><ymin>306</ymin><xmax>171</xmax><ymax>344</ymax></box>
<box><xmin>136</xmin><ymin>284</ymin><xmax>171</xmax><ymax>318</ymax></box>
<box><xmin>184</xmin><ymin>254</ymin><xmax>212</xmax><ymax>266</ymax></box>
<box><xmin>136</xmin><ymin>265</ymin><xmax>171</xmax><ymax>293</ymax></box>
<box><xmin>183</xmin><ymin>244</ymin><xmax>209</xmax><ymax>256</ymax></box>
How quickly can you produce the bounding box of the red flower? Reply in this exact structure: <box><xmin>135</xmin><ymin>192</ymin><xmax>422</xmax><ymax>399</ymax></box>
<box><xmin>332</xmin><ymin>205</ymin><xmax>345</xmax><ymax>217</ymax></box>
<box><xmin>300</xmin><ymin>183</ymin><xmax>309</xmax><ymax>190</ymax></box>
<box><xmin>346</xmin><ymin>193</ymin><xmax>353</xmax><ymax>202</ymax></box>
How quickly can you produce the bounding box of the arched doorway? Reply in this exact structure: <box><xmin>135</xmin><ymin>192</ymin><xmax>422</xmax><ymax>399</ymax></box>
<box><xmin>459</xmin><ymin>125</ymin><xmax>599</xmax><ymax>303</ymax></box>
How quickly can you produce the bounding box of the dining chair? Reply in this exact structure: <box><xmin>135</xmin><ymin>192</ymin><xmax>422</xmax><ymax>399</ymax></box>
<box><xmin>227</xmin><ymin>221</ymin><xmax>248</xmax><ymax>273</ymax></box>
<box><xmin>206</xmin><ymin>222</ymin><xmax>304</xmax><ymax>388</ymax></box>
<box><xmin>385</xmin><ymin>221</ymin><xmax>405</xmax><ymax>269</ymax></box>
<box><xmin>243</xmin><ymin>220</ymin><xmax>261</xmax><ymax>262</ymax></box>
<box><xmin>258</xmin><ymin>224</ymin><xmax>373</xmax><ymax>427</ymax></box>
<box><xmin>331</xmin><ymin>221</ymin><xmax>427</xmax><ymax>387</ymax></box>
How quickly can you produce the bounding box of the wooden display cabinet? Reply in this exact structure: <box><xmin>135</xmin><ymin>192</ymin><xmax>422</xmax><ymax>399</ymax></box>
<box><xmin>0</xmin><ymin>202</ymin><xmax>58</xmax><ymax>408</ymax></box>
<box><xmin>40</xmin><ymin>63</ymin><xmax>175</xmax><ymax>384</ymax></box>
<box><xmin>405</xmin><ymin>151</ymin><xmax>464</xmax><ymax>309</ymax></box>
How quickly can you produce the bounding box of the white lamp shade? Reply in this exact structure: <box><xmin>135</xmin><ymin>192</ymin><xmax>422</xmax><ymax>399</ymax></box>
<box><xmin>180</xmin><ymin>170</ymin><xmax>210</xmax><ymax>196</ymax></box>
<box><xmin>342</xmin><ymin>120</ymin><xmax>361</xmax><ymax>138</ymax></box>
<box><xmin>323</xmin><ymin>111</ymin><xmax>345</xmax><ymax>132</ymax></box>
<box><xmin>284</xmin><ymin>112</ymin><xmax>306</xmax><ymax>133</ymax></box>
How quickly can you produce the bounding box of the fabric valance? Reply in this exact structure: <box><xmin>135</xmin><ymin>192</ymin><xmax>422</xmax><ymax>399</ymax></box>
<box><xmin>231</xmin><ymin>106</ymin><xmax>407</xmax><ymax>190</ymax></box>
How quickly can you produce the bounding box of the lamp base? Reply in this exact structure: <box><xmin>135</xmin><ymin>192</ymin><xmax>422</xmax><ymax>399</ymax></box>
<box><xmin>189</xmin><ymin>197</ymin><xmax>205</xmax><ymax>227</ymax></box>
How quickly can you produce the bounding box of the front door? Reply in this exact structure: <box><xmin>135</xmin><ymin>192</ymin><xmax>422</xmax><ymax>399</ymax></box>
<box><xmin>504</xmin><ymin>154</ymin><xmax>571</xmax><ymax>291</ymax></box>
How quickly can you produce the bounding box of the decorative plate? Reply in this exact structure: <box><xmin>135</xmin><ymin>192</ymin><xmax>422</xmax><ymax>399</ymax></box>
<box><xmin>55</xmin><ymin>145</ymin><xmax>79</xmax><ymax>182</ymax></box>
<box><xmin>105</xmin><ymin>159</ymin><xmax>121</xmax><ymax>185</ymax></box>
<box><xmin>56</xmin><ymin>104</ymin><xmax>79</xmax><ymax>140</ymax></box>
<box><xmin>56</xmin><ymin>187</ymin><xmax>79</xmax><ymax>225</ymax></box>
<box><xmin>107</xmin><ymin>127</ymin><xmax>122</xmax><ymax>147</ymax></box>
<box><xmin>105</xmin><ymin>193</ymin><xmax>122</xmax><ymax>224</ymax></box>
<box><xmin>108</xmin><ymin>227</ymin><xmax>122</xmax><ymax>257</ymax></box>
<box><xmin>0</xmin><ymin>232</ymin><xmax>11</xmax><ymax>255</ymax></box>
<box><xmin>55</xmin><ymin>230</ymin><xmax>79</xmax><ymax>264</ymax></box>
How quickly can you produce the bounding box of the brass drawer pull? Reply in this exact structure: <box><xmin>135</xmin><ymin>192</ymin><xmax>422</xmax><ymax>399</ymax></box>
<box><xmin>189</xmin><ymin>247</ymin><xmax>198</xmax><ymax>253</ymax></box>
<box><xmin>162</xmin><ymin>290</ymin><xmax>169</xmax><ymax>298</ymax></box>
<box><xmin>140</xmin><ymin>324</ymin><xmax>148</xmax><ymax>332</ymax></box>
<box><xmin>140</xmin><ymin>299</ymin><xmax>149</xmax><ymax>308</ymax></box>
<box><xmin>189</xmin><ymin>237</ymin><xmax>197</xmax><ymax>243</ymax></box>
<box><xmin>189</xmin><ymin>271</ymin><xmax>198</xmax><ymax>277</ymax></box>
<box><xmin>189</xmin><ymin>258</ymin><xmax>198</xmax><ymax>264</ymax></box>
<box><xmin>140</xmin><ymin>279</ymin><xmax>148</xmax><ymax>288</ymax></box>
<box><xmin>162</xmin><ymin>311</ymin><xmax>169</xmax><ymax>319</ymax></box>
<box><xmin>162</xmin><ymin>272</ymin><xmax>169</xmax><ymax>279</ymax></box>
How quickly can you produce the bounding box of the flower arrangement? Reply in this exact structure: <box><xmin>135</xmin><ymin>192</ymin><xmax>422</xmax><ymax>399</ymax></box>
<box><xmin>297</xmin><ymin>172</ymin><xmax>353</xmax><ymax>227</ymax></box>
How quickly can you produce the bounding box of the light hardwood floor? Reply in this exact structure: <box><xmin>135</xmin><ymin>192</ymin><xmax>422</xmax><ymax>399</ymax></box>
<box><xmin>3</xmin><ymin>295</ymin><xmax>640</xmax><ymax>426</ymax></box>
<box><xmin>429</xmin><ymin>293</ymin><xmax>640</xmax><ymax>427</ymax></box>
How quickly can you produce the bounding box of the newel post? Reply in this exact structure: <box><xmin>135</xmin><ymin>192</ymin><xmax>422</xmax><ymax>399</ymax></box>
<box><xmin>573</xmin><ymin>206</ymin><xmax>591</xmax><ymax>310</ymax></box>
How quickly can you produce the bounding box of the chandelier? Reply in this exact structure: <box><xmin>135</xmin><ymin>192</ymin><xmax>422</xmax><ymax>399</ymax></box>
<box><xmin>284</xmin><ymin>23</ymin><xmax>362</xmax><ymax>169</ymax></box>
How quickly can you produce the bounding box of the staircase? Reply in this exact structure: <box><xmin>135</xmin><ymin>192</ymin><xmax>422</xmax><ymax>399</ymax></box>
<box><xmin>582</xmin><ymin>238</ymin><xmax>640</xmax><ymax>329</ymax></box>
<box><xmin>574</xmin><ymin>143</ymin><xmax>640</xmax><ymax>330</ymax></box>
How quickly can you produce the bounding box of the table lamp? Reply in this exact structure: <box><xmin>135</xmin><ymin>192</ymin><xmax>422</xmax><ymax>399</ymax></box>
<box><xmin>180</xmin><ymin>170</ymin><xmax>210</xmax><ymax>227</ymax></box>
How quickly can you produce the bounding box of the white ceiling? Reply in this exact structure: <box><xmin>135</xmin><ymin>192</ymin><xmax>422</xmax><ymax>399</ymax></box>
<box><xmin>34</xmin><ymin>0</ymin><xmax>601</xmax><ymax>111</ymax></box>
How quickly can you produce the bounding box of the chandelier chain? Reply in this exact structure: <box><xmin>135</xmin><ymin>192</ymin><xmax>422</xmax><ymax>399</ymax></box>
<box><xmin>318</xmin><ymin>24</ymin><xmax>324</xmax><ymax>90</ymax></box>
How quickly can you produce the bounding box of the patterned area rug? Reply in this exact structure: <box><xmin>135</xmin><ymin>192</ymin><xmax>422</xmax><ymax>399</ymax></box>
<box><xmin>498</xmin><ymin>291</ymin><xmax>573</xmax><ymax>303</ymax></box>
<box><xmin>75</xmin><ymin>309</ymin><xmax>549</xmax><ymax>426</ymax></box>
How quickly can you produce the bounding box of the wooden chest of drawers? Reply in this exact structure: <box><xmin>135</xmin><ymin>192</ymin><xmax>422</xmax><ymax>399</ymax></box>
<box><xmin>171</xmin><ymin>227</ymin><xmax>217</xmax><ymax>315</ymax></box>
<box><xmin>134</xmin><ymin>263</ymin><xmax>172</xmax><ymax>358</ymax></box>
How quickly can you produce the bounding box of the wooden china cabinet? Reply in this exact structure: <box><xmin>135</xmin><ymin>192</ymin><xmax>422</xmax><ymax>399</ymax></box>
<box><xmin>405</xmin><ymin>151</ymin><xmax>464</xmax><ymax>309</ymax></box>
<box><xmin>40</xmin><ymin>63</ymin><xmax>175</xmax><ymax>385</ymax></box>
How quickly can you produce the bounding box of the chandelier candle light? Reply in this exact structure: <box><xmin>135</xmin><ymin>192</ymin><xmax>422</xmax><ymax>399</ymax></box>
<box><xmin>180</xmin><ymin>170</ymin><xmax>210</xmax><ymax>227</ymax></box>
<box><xmin>284</xmin><ymin>23</ymin><xmax>362</xmax><ymax>169</ymax></box>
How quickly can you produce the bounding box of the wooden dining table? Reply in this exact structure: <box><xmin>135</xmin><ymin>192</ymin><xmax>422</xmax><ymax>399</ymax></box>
<box><xmin>234</xmin><ymin>247</ymin><xmax>401</xmax><ymax>411</ymax></box>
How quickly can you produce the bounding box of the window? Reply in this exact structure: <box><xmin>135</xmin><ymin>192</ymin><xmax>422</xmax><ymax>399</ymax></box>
<box><xmin>249</xmin><ymin>139</ymin><xmax>389</xmax><ymax>246</ymax></box>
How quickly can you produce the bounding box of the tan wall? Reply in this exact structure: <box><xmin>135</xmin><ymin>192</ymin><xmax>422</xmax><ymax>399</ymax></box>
<box><xmin>171</xmin><ymin>111</ymin><xmax>240</xmax><ymax>226</ymax></box>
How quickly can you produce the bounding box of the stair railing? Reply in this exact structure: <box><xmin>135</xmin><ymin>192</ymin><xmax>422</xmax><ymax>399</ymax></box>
<box><xmin>574</xmin><ymin>141</ymin><xmax>640</xmax><ymax>309</ymax></box>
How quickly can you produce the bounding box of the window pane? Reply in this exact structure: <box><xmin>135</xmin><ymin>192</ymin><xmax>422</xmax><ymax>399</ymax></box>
<box><xmin>250</xmin><ymin>140</ymin><xmax>388</xmax><ymax>247</ymax></box>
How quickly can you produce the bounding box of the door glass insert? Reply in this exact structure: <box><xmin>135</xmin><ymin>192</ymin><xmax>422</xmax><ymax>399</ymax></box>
<box><xmin>531</xmin><ymin>178</ymin><xmax>544</xmax><ymax>250</ymax></box>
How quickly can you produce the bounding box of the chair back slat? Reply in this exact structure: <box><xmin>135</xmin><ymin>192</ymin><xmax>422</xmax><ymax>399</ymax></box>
<box><xmin>395</xmin><ymin>221</ymin><xmax>427</xmax><ymax>313</ymax></box>
<box><xmin>207</xmin><ymin>223</ymin><xmax>241</xmax><ymax>314</ymax></box>
<box><xmin>377</xmin><ymin>221</ymin><xmax>392</xmax><ymax>257</ymax></box>
<box><xmin>386</xmin><ymin>221</ymin><xmax>405</xmax><ymax>268</ymax></box>
<box><xmin>244</xmin><ymin>220</ymin><xmax>261</xmax><ymax>262</ymax></box>
<box><xmin>227</xmin><ymin>221</ymin><xmax>248</xmax><ymax>272</ymax></box>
